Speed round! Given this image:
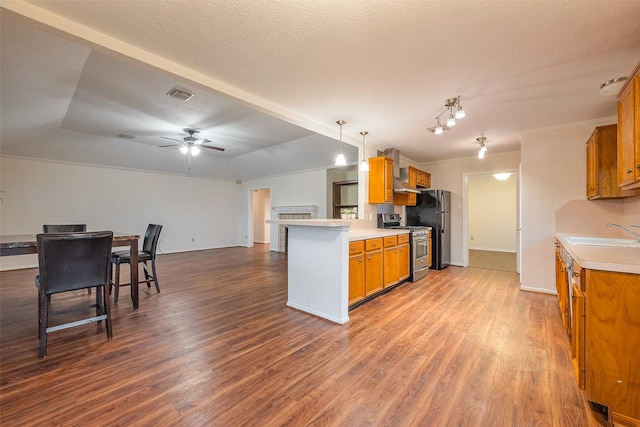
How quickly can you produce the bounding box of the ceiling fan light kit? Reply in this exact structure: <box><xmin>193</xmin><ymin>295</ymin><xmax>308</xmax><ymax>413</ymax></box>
<box><xmin>429</xmin><ymin>96</ymin><xmax>466</xmax><ymax>134</ymax></box>
<box><xmin>477</xmin><ymin>136</ymin><xmax>487</xmax><ymax>159</ymax></box>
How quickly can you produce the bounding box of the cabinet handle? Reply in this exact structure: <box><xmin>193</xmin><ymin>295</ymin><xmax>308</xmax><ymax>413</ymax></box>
<box><xmin>637</xmin><ymin>164</ymin><xmax>640</xmax><ymax>170</ymax></box>
<box><xmin>628</xmin><ymin>169</ymin><xmax>633</xmax><ymax>174</ymax></box>
<box><xmin>572</xmin><ymin>272</ymin><xmax>579</xmax><ymax>277</ymax></box>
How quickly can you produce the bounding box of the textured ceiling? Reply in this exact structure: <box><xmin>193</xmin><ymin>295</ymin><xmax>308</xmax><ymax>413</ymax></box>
<box><xmin>2</xmin><ymin>0</ymin><xmax>640</xmax><ymax>180</ymax></box>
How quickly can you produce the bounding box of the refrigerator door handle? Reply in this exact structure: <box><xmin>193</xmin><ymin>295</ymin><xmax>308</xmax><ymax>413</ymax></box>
<box><xmin>440</xmin><ymin>191</ymin><xmax>446</xmax><ymax>233</ymax></box>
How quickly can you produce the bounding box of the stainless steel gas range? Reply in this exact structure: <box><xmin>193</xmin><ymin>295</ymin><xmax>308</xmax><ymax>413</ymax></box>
<box><xmin>378</xmin><ymin>213</ymin><xmax>430</xmax><ymax>282</ymax></box>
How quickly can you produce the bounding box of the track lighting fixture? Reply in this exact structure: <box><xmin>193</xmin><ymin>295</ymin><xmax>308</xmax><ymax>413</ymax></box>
<box><xmin>477</xmin><ymin>136</ymin><xmax>487</xmax><ymax>159</ymax></box>
<box><xmin>428</xmin><ymin>96</ymin><xmax>466</xmax><ymax>134</ymax></box>
<box><xmin>359</xmin><ymin>131</ymin><xmax>369</xmax><ymax>172</ymax></box>
<box><xmin>335</xmin><ymin>120</ymin><xmax>347</xmax><ymax>166</ymax></box>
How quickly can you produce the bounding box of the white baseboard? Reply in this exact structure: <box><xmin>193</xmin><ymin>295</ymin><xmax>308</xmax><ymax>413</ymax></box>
<box><xmin>520</xmin><ymin>285</ymin><xmax>556</xmax><ymax>295</ymax></box>
<box><xmin>469</xmin><ymin>247</ymin><xmax>517</xmax><ymax>253</ymax></box>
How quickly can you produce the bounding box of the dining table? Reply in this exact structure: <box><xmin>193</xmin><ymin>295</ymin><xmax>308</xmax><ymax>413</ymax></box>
<box><xmin>0</xmin><ymin>232</ymin><xmax>142</xmax><ymax>309</ymax></box>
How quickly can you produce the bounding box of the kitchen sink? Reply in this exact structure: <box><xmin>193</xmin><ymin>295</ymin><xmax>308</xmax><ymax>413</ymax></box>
<box><xmin>565</xmin><ymin>236</ymin><xmax>640</xmax><ymax>248</ymax></box>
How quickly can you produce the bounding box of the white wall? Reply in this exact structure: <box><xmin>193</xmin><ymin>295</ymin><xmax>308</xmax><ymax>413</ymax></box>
<box><xmin>519</xmin><ymin>118</ymin><xmax>630</xmax><ymax>294</ymax></box>
<box><xmin>418</xmin><ymin>151</ymin><xmax>522</xmax><ymax>266</ymax></box>
<box><xmin>243</xmin><ymin>169</ymin><xmax>329</xmax><ymax>252</ymax></box>
<box><xmin>468</xmin><ymin>174</ymin><xmax>517</xmax><ymax>252</ymax></box>
<box><xmin>0</xmin><ymin>156</ymin><xmax>245</xmax><ymax>270</ymax></box>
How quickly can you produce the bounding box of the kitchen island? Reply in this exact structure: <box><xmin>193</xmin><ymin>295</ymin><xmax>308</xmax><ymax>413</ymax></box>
<box><xmin>266</xmin><ymin>219</ymin><xmax>407</xmax><ymax>324</ymax></box>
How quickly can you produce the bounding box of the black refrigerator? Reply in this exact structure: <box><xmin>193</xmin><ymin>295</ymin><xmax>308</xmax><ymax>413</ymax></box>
<box><xmin>405</xmin><ymin>189</ymin><xmax>451</xmax><ymax>270</ymax></box>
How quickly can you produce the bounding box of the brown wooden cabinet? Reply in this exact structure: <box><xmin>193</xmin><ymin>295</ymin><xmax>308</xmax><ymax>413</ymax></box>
<box><xmin>395</xmin><ymin>166</ymin><xmax>431</xmax><ymax>206</ymax></box>
<box><xmin>617</xmin><ymin>61</ymin><xmax>640</xmax><ymax>190</ymax></box>
<box><xmin>349</xmin><ymin>233</ymin><xmax>410</xmax><ymax>306</ymax></box>
<box><xmin>398</xmin><ymin>234</ymin><xmax>410</xmax><ymax>281</ymax></box>
<box><xmin>587</xmin><ymin>124</ymin><xmax>640</xmax><ymax>199</ymax></box>
<box><xmin>368</xmin><ymin>156</ymin><xmax>393</xmax><ymax>204</ymax></box>
<box><xmin>416</xmin><ymin>169</ymin><xmax>431</xmax><ymax>188</ymax></box>
<box><xmin>556</xmin><ymin>239</ymin><xmax>640</xmax><ymax>423</ymax></box>
<box><xmin>554</xmin><ymin>245</ymin><xmax>570</xmax><ymax>334</ymax></box>
<box><xmin>383</xmin><ymin>235</ymin><xmax>399</xmax><ymax>288</ymax></box>
<box><xmin>584</xmin><ymin>268</ymin><xmax>640</xmax><ymax>422</ymax></box>
<box><xmin>364</xmin><ymin>238</ymin><xmax>383</xmax><ymax>297</ymax></box>
<box><xmin>348</xmin><ymin>241</ymin><xmax>365</xmax><ymax>306</ymax></box>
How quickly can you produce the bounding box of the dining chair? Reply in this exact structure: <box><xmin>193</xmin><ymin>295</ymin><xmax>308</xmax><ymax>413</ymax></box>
<box><xmin>111</xmin><ymin>224</ymin><xmax>162</xmax><ymax>302</ymax></box>
<box><xmin>42</xmin><ymin>224</ymin><xmax>87</xmax><ymax>233</ymax></box>
<box><xmin>43</xmin><ymin>224</ymin><xmax>92</xmax><ymax>295</ymax></box>
<box><xmin>35</xmin><ymin>231</ymin><xmax>113</xmax><ymax>358</ymax></box>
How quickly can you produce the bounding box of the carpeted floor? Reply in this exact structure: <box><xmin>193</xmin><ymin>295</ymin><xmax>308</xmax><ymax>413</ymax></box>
<box><xmin>469</xmin><ymin>249</ymin><xmax>517</xmax><ymax>272</ymax></box>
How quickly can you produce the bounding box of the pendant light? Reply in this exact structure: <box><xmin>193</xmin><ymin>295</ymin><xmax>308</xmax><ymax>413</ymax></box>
<box><xmin>359</xmin><ymin>131</ymin><xmax>369</xmax><ymax>172</ymax></box>
<box><xmin>429</xmin><ymin>96</ymin><xmax>466</xmax><ymax>135</ymax></box>
<box><xmin>335</xmin><ymin>120</ymin><xmax>347</xmax><ymax>166</ymax></box>
<box><xmin>477</xmin><ymin>136</ymin><xmax>487</xmax><ymax>159</ymax></box>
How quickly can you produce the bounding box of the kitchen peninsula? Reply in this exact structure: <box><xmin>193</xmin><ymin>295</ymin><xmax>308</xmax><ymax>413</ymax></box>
<box><xmin>266</xmin><ymin>219</ymin><xmax>407</xmax><ymax>324</ymax></box>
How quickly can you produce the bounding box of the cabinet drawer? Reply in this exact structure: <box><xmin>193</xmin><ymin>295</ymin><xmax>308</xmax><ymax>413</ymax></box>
<box><xmin>397</xmin><ymin>233</ymin><xmax>409</xmax><ymax>245</ymax></box>
<box><xmin>383</xmin><ymin>236</ymin><xmax>398</xmax><ymax>247</ymax></box>
<box><xmin>349</xmin><ymin>240</ymin><xmax>364</xmax><ymax>255</ymax></box>
<box><xmin>365</xmin><ymin>238</ymin><xmax>383</xmax><ymax>251</ymax></box>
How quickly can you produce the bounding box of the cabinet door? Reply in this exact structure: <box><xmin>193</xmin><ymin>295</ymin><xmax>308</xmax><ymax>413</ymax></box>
<box><xmin>586</xmin><ymin>131</ymin><xmax>599</xmax><ymax>199</ymax></box>
<box><xmin>368</xmin><ymin>156</ymin><xmax>393</xmax><ymax>204</ymax></box>
<box><xmin>383</xmin><ymin>246</ymin><xmax>399</xmax><ymax>288</ymax></box>
<box><xmin>571</xmin><ymin>282</ymin><xmax>585</xmax><ymax>390</ymax></box>
<box><xmin>585</xmin><ymin>269</ymin><xmax>640</xmax><ymax>420</ymax></box>
<box><xmin>364</xmin><ymin>250</ymin><xmax>383</xmax><ymax>297</ymax></box>
<box><xmin>617</xmin><ymin>76</ymin><xmax>639</xmax><ymax>188</ymax></box>
<box><xmin>555</xmin><ymin>249</ymin><xmax>570</xmax><ymax>334</ymax></box>
<box><xmin>398</xmin><ymin>243</ymin><xmax>410</xmax><ymax>280</ymax></box>
<box><xmin>348</xmin><ymin>253</ymin><xmax>365</xmax><ymax>306</ymax></box>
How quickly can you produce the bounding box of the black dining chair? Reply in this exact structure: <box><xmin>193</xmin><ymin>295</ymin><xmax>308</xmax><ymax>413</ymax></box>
<box><xmin>111</xmin><ymin>224</ymin><xmax>162</xmax><ymax>302</ymax></box>
<box><xmin>43</xmin><ymin>224</ymin><xmax>91</xmax><ymax>294</ymax></box>
<box><xmin>35</xmin><ymin>231</ymin><xmax>113</xmax><ymax>358</ymax></box>
<box><xmin>42</xmin><ymin>224</ymin><xmax>87</xmax><ymax>233</ymax></box>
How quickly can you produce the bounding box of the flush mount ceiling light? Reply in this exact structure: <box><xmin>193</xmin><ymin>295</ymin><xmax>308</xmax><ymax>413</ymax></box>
<box><xmin>599</xmin><ymin>77</ymin><xmax>627</xmax><ymax>96</ymax></box>
<box><xmin>335</xmin><ymin>120</ymin><xmax>347</xmax><ymax>166</ymax></box>
<box><xmin>493</xmin><ymin>173</ymin><xmax>511</xmax><ymax>180</ymax></box>
<box><xmin>359</xmin><ymin>131</ymin><xmax>369</xmax><ymax>172</ymax></box>
<box><xmin>428</xmin><ymin>96</ymin><xmax>466</xmax><ymax>135</ymax></box>
<box><xmin>477</xmin><ymin>136</ymin><xmax>487</xmax><ymax>159</ymax></box>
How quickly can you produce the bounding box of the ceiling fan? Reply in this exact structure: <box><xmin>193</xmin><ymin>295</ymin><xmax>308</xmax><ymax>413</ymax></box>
<box><xmin>160</xmin><ymin>128</ymin><xmax>225</xmax><ymax>156</ymax></box>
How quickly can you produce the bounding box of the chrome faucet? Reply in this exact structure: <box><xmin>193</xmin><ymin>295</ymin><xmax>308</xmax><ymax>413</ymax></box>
<box><xmin>606</xmin><ymin>223</ymin><xmax>640</xmax><ymax>239</ymax></box>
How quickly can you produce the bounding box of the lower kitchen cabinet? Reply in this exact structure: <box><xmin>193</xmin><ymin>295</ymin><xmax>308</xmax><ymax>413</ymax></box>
<box><xmin>556</xmin><ymin>239</ymin><xmax>640</xmax><ymax>423</ymax></box>
<box><xmin>364</xmin><ymin>238</ymin><xmax>383</xmax><ymax>297</ymax></box>
<box><xmin>398</xmin><ymin>234</ymin><xmax>410</xmax><ymax>281</ymax></box>
<box><xmin>348</xmin><ymin>241</ymin><xmax>365</xmax><ymax>306</ymax></box>
<box><xmin>349</xmin><ymin>233</ymin><xmax>410</xmax><ymax>307</ymax></box>
<box><xmin>383</xmin><ymin>235</ymin><xmax>399</xmax><ymax>288</ymax></box>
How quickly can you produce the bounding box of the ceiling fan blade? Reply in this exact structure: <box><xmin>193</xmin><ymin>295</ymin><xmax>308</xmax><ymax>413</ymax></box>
<box><xmin>201</xmin><ymin>145</ymin><xmax>225</xmax><ymax>152</ymax></box>
<box><xmin>159</xmin><ymin>144</ymin><xmax>180</xmax><ymax>148</ymax></box>
<box><xmin>160</xmin><ymin>136</ymin><xmax>182</xmax><ymax>143</ymax></box>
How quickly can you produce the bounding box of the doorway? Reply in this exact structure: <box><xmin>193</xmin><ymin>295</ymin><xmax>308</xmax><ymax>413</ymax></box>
<box><xmin>463</xmin><ymin>170</ymin><xmax>519</xmax><ymax>273</ymax></box>
<box><xmin>249</xmin><ymin>188</ymin><xmax>271</xmax><ymax>248</ymax></box>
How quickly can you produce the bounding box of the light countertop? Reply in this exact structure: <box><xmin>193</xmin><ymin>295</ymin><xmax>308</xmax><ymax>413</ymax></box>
<box><xmin>265</xmin><ymin>219</ymin><xmax>414</xmax><ymax>241</ymax></box>
<box><xmin>556</xmin><ymin>233</ymin><xmax>640</xmax><ymax>275</ymax></box>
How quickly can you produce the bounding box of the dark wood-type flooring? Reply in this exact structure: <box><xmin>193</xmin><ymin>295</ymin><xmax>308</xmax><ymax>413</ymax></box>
<box><xmin>1</xmin><ymin>244</ymin><xmax>605</xmax><ymax>426</ymax></box>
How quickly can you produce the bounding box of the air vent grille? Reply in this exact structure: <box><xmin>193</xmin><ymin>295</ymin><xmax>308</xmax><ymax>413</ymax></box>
<box><xmin>167</xmin><ymin>87</ymin><xmax>195</xmax><ymax>102</ymax></box>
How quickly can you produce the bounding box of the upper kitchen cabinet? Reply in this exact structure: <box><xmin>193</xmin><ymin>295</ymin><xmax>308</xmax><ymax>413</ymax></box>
<box><xmin>394</xmin><ymin>166</ymin><xmax>431</xmax><ymax>206</ymax></box>
<box><xmin>586</xmin><ymin>124</ymin><xmax>640</xmax><ymax>199</ymax></box>
<box><xmin>617</xmin><ymin>61</ymin><xmax>640</xmax><ymax>190</ymax></box>
<box><xmin>369</xmin><ymin>156</ymin><xmax>394</xmax><ymax>204</ymax></box>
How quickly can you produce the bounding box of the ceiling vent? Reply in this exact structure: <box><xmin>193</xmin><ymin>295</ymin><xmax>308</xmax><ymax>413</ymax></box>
<box><xmin>167</xmin><ymin>87</ymin><xmax>195</xmax><ymax>102</ymax></box>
